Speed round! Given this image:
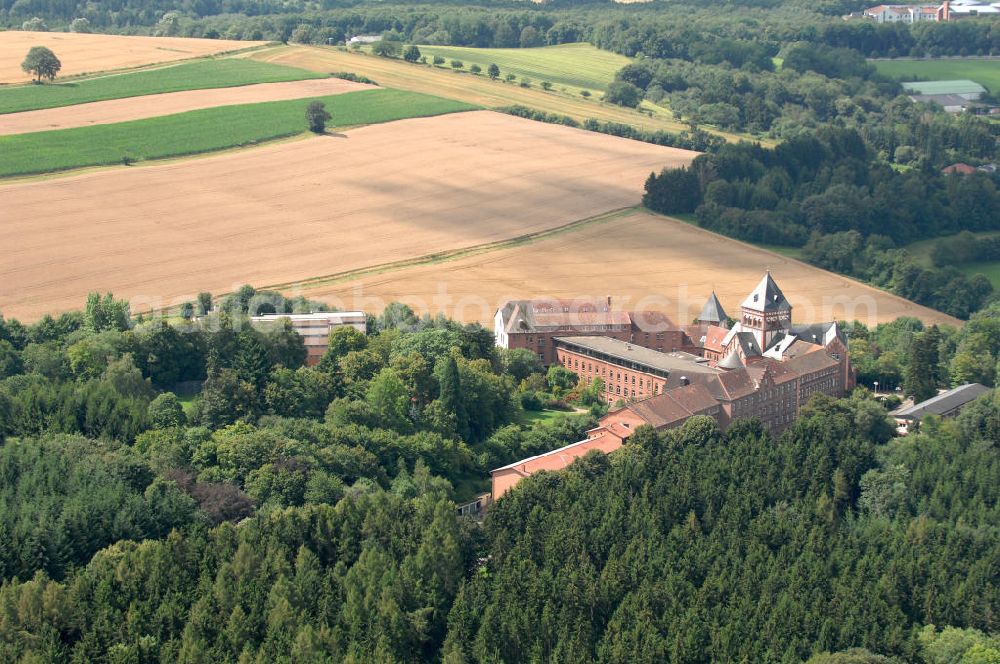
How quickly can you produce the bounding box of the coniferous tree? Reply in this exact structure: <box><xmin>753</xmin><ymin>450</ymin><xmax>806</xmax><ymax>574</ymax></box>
<box><xmin>437</xmin><ymin>355</ymin><xmax>469</xmax><ymax>441</ymax></box>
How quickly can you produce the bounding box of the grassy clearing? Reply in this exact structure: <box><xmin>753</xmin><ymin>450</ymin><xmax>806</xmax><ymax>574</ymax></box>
<box><xmin>254</xmin><ymin>45</ymin><xmax>751</xmax><ymax>143</ymax></box>
<box><xmin>0</xmin><ymin>88</ymin><xmax>476</xmax><ymax>178</ymax></box>
<box><xmin>414</xmin><ymin>43</ymin><xmax>630</xmax><ymax>93</ymax></box>
<box><xmin>904</xmin><ymin>230</ymin><xmax>1000</xmax><ymax>267</ymax></box>
<box><xmin>903</xmin><ymin>231</ymin><xmax>1000</xmax><ymax>288</ymax></box>
<box><xmin>174</xmin><ymin>393</ymin><xmax>198</xmax><ymax>417</ymax></box>
<box><xmin>959</xmin><ymin>261</ymin><xmax>1000</xmax><ymax>289</ymax></box>
<box><xmin>517</xmin><ymin>409</ymin><xmax>573</xmax><ymax>426</ymax></box>
<box><xmin>0</xmin><ymin>59</ymin><xmax>323</xmax><ymax>115</ymax></box>
<box><xmin>873</xmin><ymin>58</ymin><xmax>1000</xmax><ymax>93</ymax></box>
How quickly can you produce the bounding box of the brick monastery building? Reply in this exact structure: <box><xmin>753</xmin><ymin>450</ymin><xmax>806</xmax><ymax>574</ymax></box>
<box><xmin>491</xmin><ymin>272</ymin><xmax>855</xmax><ymax>499</ymax></box>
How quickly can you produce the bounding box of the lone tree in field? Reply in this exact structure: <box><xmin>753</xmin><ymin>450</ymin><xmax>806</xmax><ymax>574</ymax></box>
<box><xmin>402</xmin><ymin>44</ymin><xmax>421</xmax><ymax>62</ymax></box>
<box><xmin>306</xmin><ymin>101</ymin><xmax>331</xmax><ymax>133</ymax></box>
<box><xmin>21</xmin><ymin>46</ymin><xmax>60</xmax><ymax>83</ymax></box>
<box><xmin>487</xmin><ymin>63</ymin><xmax>500</xmax><ymax>79</ymax></box>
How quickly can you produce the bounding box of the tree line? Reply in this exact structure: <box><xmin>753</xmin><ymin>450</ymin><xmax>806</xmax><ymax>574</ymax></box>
<box><xmin>643</xmin><ymin>129</ymin><xmax>999</xmax><ymax>318</ymax></box>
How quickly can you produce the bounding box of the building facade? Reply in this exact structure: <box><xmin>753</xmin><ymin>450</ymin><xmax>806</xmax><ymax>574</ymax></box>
<box><xmin>494</xmin><ymin>298</ymin><xmax>684</xmax><ymax>365</ymax></box>
<box><xmin>490</xmin><ymin>272</ymin><xmax>856</xmax><ymax>500</ymax></box>
<box><xmin>250</xmin><ymin>311</ymin><xmax>366</xmax><ymax>365</ymax></box>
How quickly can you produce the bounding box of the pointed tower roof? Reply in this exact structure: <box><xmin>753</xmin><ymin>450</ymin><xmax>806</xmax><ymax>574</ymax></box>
<box><xmin>741</xmin><ymin>271</ymin><xmax>791</xmax><ymax>312</ymax></box>
<box><xmin>697</xmin><ymin>291</ymin><xmax>728</xmax><ymax>324</ymax></box>
<box><xmin>718</xmin><ymin>352</ymin><xmax>745</xmax><ymax>370</ymax></box>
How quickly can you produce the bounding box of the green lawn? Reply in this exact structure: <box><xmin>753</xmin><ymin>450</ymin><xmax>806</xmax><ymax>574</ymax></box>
<box><xmin>959</xmin><ymin>261</ymin><xmax>1000</xmax><ymax>289</ymax></box>
<box><xmin>518</xmin><ymin>409</ymin><xmax>573</xmax><ymax>426</ymax></box>
<box><xmin>904</xmin><ymin>230</ymin><xmax>1000</xmax><ymax>267</ymax></box>
<box><xmin>414</xmin><ymin>42</ymin><xmax>631</xmax><ymax>94</ymax></box>
<box><xmin>0</xmin><ymin>59</ymin><xmax>323</xmax><ymax>115</ymax></box>
<box><xmin>174</xmin><ymin>393</ymin><xmax>198</xmax><ymax>417</ymax></box>
<box><xmin>873</xmin><ymin>58</ymin><xmax>1000</xmax><ymax>93</ymax></box>
<box><xmin>757</xmin><ymin>244</ymin><xmax>805</xmax><ymax>260</ymax></box>
<box><xmin>904</xmin><ymin>231</ymin><xmax>1000</xmax><ymax>289</ymax></box>
<box><xmin>0</xmin><ymin>88</ymin><xmax>477</xmax><ymax>177</ymax></box>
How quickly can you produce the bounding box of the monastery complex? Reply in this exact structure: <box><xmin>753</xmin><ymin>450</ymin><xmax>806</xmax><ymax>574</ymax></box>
<box><xmin>491</xmin><ymin>272</ymin><xmax>855</xmax><ymax>499</ymax></box>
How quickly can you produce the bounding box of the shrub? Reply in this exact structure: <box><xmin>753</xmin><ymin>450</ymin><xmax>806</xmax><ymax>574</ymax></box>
<box><xmin>450</xmin><ymin>60</ymin><xmax>463</xmax><ymax>69</ymax></box>
<box><xmin>469</xmin><ymin>64</ymin><xmax>481</xmax><ymax>74</ymax></box>
<box><xmin>403</xmin><ymin>44</ymin><xmax>421</xmax><ymax>62</ymax></box>
<box><xmin>371</xmin><ymin>40</ymin><xmax>400</xmax><ymax>58</ymax></box>
<box><xmin>519</xmin><ymin>391</ymin><xmax>544</xmax><ymax>411</ymax></box>
<box><xmin>329</xmin><ymin>71</ymin><xmax>377</xmax><ymax>85</ymax></box>
<box><xmin>604</xmin><ymin>80</ymin><xmax>643</xmax><ymax>108</ymax></box>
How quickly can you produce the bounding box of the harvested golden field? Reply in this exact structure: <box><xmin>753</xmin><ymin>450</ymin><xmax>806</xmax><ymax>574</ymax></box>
<box><xmin>0</xmin><ymin>32</ymin><xmax>263</xmax><ymax>83</ymax></box>
<box><xmin>289</xmin><ymin>210</ymin><xmax>961</xmax><ymax>328</ymax></box>
<box><xmin>254</xmin><ymin>45</ymin><xmax>746</xmax><ymax>142</ymax></box>
<box><xmin>0</xmin><ymin>77</ymin><xmax>372</xmax><ymax>135</ymax></box>
<box><xmin>0</xmin><ymin>111</ymin><xmax>696</xmax><ymax>320</ymax></box>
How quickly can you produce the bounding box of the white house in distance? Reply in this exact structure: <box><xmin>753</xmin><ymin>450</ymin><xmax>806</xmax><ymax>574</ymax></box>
<box><xmin>250</xmin><ymin>312</ymin><xmax>366</xmax><ymax>365</ymax></box>
<box><xmin>863</xmin><ymin>4</ymin><xmax>939</xmax><ymax>22</ymax></box>
<box><xmin>347</xmin><ymin>35</ymin><xmax>382</xmax><ymax>46</ymax></box>
<box><xmin>863</xmin><ymin>0</ymin><xmax>1000</xmax><ymax>22</ymax></box>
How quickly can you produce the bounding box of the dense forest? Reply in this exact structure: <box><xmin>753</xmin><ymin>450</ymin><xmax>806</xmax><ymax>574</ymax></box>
<box><xmin>0</xmin><ymin>290</ymin><xmax>999</xmax><ymax>661</ymax></box>
<box><xmin>7</xmin><ymin>0</ymin><xmax>1000</xmax><ymax>62</ymax></box>
<box><xmin>643</xmin><ymin>128</ymin><xmax>1000</xmax><ymax>319</ymax></box>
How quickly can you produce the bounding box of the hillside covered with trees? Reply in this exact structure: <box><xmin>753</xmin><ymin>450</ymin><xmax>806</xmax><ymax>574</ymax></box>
<box><xmin>0</xmin><ymin>290</ymin><xmax>998</xmax><ymax>661</ymax></box>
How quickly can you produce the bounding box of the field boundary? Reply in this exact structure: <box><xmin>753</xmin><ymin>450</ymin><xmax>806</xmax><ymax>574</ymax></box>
<box><xmin>266</xmin><ymin>206</ymin><xmax>635</xmax><ymax>288</ymax></box>
<box><xmin>144</xmin><ymin>207</ymin><xmax>638</xmax><ymax>316</ymax></box>
<box><xmin>0</xmin><ymin>88</ymin><xmax>477</xmax><ymax>179</ymax></box>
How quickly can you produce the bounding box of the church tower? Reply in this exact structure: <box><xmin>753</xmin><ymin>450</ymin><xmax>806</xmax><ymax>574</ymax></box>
<box><xmin>740</xmin><ymin>271</ymin><xmax>792</xmax><ymax>351</ymax></box>
<box><xmin>697</xmin><ymin>291</ymin><xmax>728</xmax><ymax>327</ymax></box>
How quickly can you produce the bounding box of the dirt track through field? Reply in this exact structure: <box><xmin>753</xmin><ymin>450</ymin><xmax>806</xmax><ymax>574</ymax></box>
<box><xmin>0</xmin><ymin>77</ymin><xmax>374</xmax><ymax>135</ymax></box>
<box><xmin>0</xmin><ymin>110</ymin><xmax>697</xmax><ymax>320</ymax></box>
<box><xmin>0</xmin><ymin>32</ymin><xmax>263</xmax><ymax>83</ymax></box>
<box><xmin>289</xmin><ymin>210</ymin><xmax>961</xmax><ymax>328</ymax></box>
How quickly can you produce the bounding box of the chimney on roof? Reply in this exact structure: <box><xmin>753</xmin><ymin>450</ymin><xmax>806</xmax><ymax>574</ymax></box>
<box><xmin>606</xmin><ymin>295</ymin><xmax>612</xmax><ymax>310</ymax></box>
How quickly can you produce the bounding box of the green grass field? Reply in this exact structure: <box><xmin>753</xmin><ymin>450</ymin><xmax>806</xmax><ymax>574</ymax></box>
<box><xmin>413</xmin><ymin>42</ymin><xmax>631</xmax><ymax>93</ymax></box>
<box><xmin>0</xmin><ymin>88</ymin><xmax>476</xmax><ymax>177</ymax></box>
<box><xmin>958</xmin><ymin>261</ymin><xmax>1000</xmax><ymax>289</ymax></box>
<box><xmin>904</xmin><ymin>231</ymin><xmax>1000</xmax><ymax>289</ymax></box>
<box><xmin>0</xmin><ymin>59</ymin><xmax>323</xmax><ymax>115</ymax></box>
<box><xmin>517</xmin><ymin>409</ymin><xmax>573</xmax><ymax>426</ymax></box>
<box><xmin>873</xmin><ymin>58</ymin><xmax>1000</xmax><ymax>93</ymax></box>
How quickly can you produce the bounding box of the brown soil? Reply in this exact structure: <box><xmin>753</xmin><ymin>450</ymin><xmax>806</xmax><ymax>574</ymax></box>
<box><xmin>0</xmin><ymin>32</ymin><xmax>263</xmax><ymax>83</ymax></box>
<box><xmin>0</xmin><ymin>110</ymin><xmax>696</xmax><ymax>320</ymax></box>
<box><xmin>288</xmin><ymin>210</ymin><xmax>961</xmax><ymax>328</ymax></box>
<box><xmin>0</xmin><ymin>77</ymin><xmax>373</xmax><ymax>135</ymax></box>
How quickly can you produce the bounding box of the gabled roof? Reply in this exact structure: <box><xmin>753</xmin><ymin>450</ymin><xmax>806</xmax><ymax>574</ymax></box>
<box><xmin>789</xmin><ymin>322</ymin><xmax>845</xmax><ymax>347</ymax></box>
<box><xmin>704</xmin><ymin>325</ymin><xmax>730</xmax><ymax>352</ymax></box>
<box><xmin>499</xmin><ymin>299</ymin><xmax>631</xmax><ymax>334</ymax></box>
<box><xmin>621</xmin><ymin>383</ymin><xmax>720</xmax><ymax>429</ymax></box>
<box><xmin>741</xmin><ymin>271</ymin><xmax>791</xmax><ymax>313</ymax></box>
<box><xmin>892</xmin><ymin>383</ymin><xmax>991</xmax><ymax>420</ymax></box>
<box><xmin>784</xmin><ymin>349</ymin><xmax>840</xmax><ymax>376</ymax></box>
<box><xmin>707</xmin><ymin>368</ymin><xmax>758</xmax><ymax>401</ymax></box>
<box><xmin>630</xmin><ymin>310</ymin><xmax>678</xmax><ymax>333</ymax></box>
<box><xmin>902</xmin><ymin>79</ymin><xmax>987</xmax><ymax>96</ymax></box>
<box><xmin>490</xmin><ymin>432</ymin><xmax>622</xmax><ymax>475</ymax></box>
<box><xmin>942</xmin><ymin>162</ymin><xmax>979</xmax><ymax>174</ymax></box>
<box><xmin>697</xmin><ymin>291</ymin><xmax>728</xmax><ymax>324</ymax></box>
<box><xmin>735</xmin><ymin>332</ymin><xmax>763</xmax><ymax>358</ymax></box>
